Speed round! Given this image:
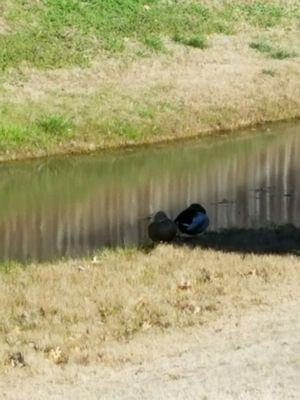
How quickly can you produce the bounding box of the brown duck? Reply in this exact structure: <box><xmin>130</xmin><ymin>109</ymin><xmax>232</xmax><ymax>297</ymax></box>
<box><xmin>148</xmin><ymin>211</ymin><xmax>177</xmax><ymax>242</ymax></box>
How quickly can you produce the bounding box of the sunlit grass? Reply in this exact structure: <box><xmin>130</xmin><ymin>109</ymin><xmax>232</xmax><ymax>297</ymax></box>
<box><xmin>36</xmin><ymin>114</ymin><xmax>73</xmax><ymax>136</ymax></box>
<box><xmin>0</xmin><ymin>113</ymin><xmax>74</xmax><ymax>152</ymax></box>
<box><xmin>250</xmin><ymin>38</ymin><xmax>297</xmax><ymax>59</ymax></box>
<box><xmin>0</xmin><ymin>245</ymin><xmax>299</xmax><ymax>368</ymax></box>
<box><xmin>0</xmin><ymin>1</ymin><xmax>299</xmax><ymax>159</ymax></box>
<box><xmin>173</xmin><ymin>33</ymin><xmax>208</xmax><ymax>49</ymax></box>
<box><xmin>0</xmin><ymin>1</ymin><xmax>299</xmax><ymax>70</ymax></box>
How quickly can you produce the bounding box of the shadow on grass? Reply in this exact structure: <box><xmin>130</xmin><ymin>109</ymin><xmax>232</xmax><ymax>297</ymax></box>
<box><xmin>175</xmin><ymin>224</ymin><xmax>300</xmax><ymax>255</ymax></box>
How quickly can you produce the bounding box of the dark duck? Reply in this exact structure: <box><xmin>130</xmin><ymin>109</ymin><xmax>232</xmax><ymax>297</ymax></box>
<box><xmin>148</xmin><ymin>211</ymin><xmax>177</xmax><ymax>242</ymax></box>
<box><xmin>174</xmin><ymin>203</ymin><xmax>209</xmax><ymax>235</ymax></box>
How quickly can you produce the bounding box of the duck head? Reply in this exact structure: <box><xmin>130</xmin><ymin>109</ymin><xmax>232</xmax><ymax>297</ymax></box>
<box><xmin>153</xmin><ymin>211</ymin><xmax>169</xmax><ymax>222</ymax></box>
<box><xmin>189</xmin><ymin>203</ymin><xmax>206</xmax><ymax>214</ymax></box>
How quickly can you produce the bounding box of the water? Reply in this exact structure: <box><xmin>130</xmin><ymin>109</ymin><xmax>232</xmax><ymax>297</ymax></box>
<box><xmin>0</xmin><ymin>122</ymin><xmax>299</xmax><ymax>262</ymax></box>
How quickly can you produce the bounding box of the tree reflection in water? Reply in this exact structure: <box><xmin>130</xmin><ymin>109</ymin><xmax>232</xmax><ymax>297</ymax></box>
<box><xmin>0</xmin><ymin>123</ymin><xmax>299</xmax><ymax>261</ymax></box>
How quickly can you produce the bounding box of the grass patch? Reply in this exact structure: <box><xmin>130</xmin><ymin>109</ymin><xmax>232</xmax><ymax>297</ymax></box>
<box><xmin>270</xmin><ymin>48</ymin><xmax>297</xmax><ymax>60</ymax></box>
<box><xmin>0</xmin><ymin>31</ymin><xmax>90</xmax><ymax>71</ymax></box>
<box><xmin>0</xmin><ymin>245</ymin><xmax>299</xmax><ymax>368</ymax></box>
<box><xmin>0</xmin><ymin>1</ymin><xmax>299</xmax><ymax>70</ymax></box>
<box><xmin>238</xmin><ymin>2</ymin><xmax>287</xmax><ymax>28</ymax></box>
<box><xmin>262</xmin><ymin>68</ymin><xmax>276</xmax><ymax>77</ymax></box>
<box><xmin>0</xmin><ymin>113</ymin><xmax>73</xmax><ymax>152</ymax></box>
<box><xmin>0</xmin><ymin>261</ymin><xmax>20</xmax><ymax>274</ymax></box>
<box><xmin>0</xmin><ymin>89</ymin><xmax>184</xmax><ymax>154</ymax></box>
<box><xmin>143</xmin><ymin>35</ymin><xmax>165</xmax><ymax>52</ymax></box>
<box><xmin>0</xmin><ymin>124</ymin><xmax>44</xmax><ymax>151</ymax></box>
<box><xmin>0</xmin><ymin>2</ymin><xmax>300</xmax><ymax>159</ymax></box>
<box><xmin>104</xmin><ymin>120</ymin><xmax>142</xmax><ymax>141</ymax></box>
<box><xmin>103</xmin><ymin>37</ymin><xmax>125</xmax><ymax>53</ymax></box>
<box><xmin>173</xmin><ymin>33</ymin><xmax>208</xmax><ymax>49</ymax></box>
<box><xmin>250</xmin><ymin>38</ymin><xmax>297</xmax><ymax>59</ymax></box>
<box><xmin>250</xmin><ymin>40</ymin><xmax>273</xmax><ymax>54</ymax></box>
<box><xmin>36</xmin><ymin>114</ymin><xmax>73</xmax><ymax>136</ymax></box>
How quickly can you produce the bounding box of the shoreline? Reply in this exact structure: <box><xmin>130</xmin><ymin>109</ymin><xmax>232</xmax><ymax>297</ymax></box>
<box><xmin>1</xmin><ymin>116</ymin><xmax>300</xmax><ymax>164</ymax></box>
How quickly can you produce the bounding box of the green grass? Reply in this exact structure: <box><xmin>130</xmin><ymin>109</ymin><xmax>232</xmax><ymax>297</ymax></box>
<box><xmin>0</xmin><ymin>1</ymin><xmax>300</xmax><ymax>158</ymax></box>
<box><xmin>143</xmin><ymin>35</ymin><xmax>165</xmax><ymax>52</ymax></box>
<box><xmin>270</xmin><ymin>48</ymin><xmax>297</xmax><ymax>60</ymax></box>
<box><xmin>0</xmin><ymin>113</ymin><xmax>74</xmax><ymax>152</ymax></box>
<box><xmin>36</xmin><ymin>115</ymin><xmax>73</xmax><ymax>136</ymax></box>
<box><xmin>173</xmin><ymin>33</ymin><xmax>208</xmax><ymax>49</ymax></box>
<box><xmin>103</xmin><ymin>120</ymin><xmax>142</xmax><ymax>141</ymax></box>
<box><xmin>0</xmin><ymin>91</ymin><xmax>180</xmax><ymax>153</ymax></box>
<box><xmin>262</xmin><ymin>68</ymin><xmax>276</xmax><ymax>77</ymax></box>
<box><xmin>0</xmin><ymin>261</ymin><xmax>21</xmax><ymax>274</ymax></box>
<box><xmin>250</xmin><ymin>39</ymin><xmax>297</xmax><ymax>59</ymax></box>
<box><xmin>238</xmin><ymin>2</ymin><xmax>288</xmax><ymax>28</ymax></box>
<box><xmin>250</xmin><ymin>40</ymin><xmax>273</xmax><ymax>54</ymax></box>
<box><xmin>0</xmin><ymin>1</ymin><xmax>299</xmax><ymax>70</ymax></box>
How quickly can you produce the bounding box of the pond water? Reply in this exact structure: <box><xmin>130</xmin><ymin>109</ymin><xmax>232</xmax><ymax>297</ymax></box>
<box><xmin>0</xmin><ymin>122</ymin><xmax>299</xmax><ymax>262</ymax></box>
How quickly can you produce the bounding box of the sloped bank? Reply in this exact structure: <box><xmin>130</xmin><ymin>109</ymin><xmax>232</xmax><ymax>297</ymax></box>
<box><xmin>1</xmin><ymin>32</ymin><xmax>300</xmax><ymax>162</ymax></box>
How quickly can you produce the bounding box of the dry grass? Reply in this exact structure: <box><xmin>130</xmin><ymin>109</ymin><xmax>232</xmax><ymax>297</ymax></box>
<box><xmin>0</xmin><ymin>17</ymin><xmax>11</xmax><ymax>34</ymax></box>
<box><xmin>0</xmin><ymin>245</ymin><xmax>299</xmax><ymax>373</ymax></box>
<box><xmin>1</xmin><ymin>28</ymin><xmax>300</xmax><ymax>161</ymax></box>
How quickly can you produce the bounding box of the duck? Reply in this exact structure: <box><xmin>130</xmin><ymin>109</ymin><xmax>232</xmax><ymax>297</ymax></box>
<box><xmin>174</xmin><ymin>203</ymin><xmax>209</xmax><ymax>235</ymax></box>
<box><xmin>148</xmin><ymin>211</ymin><xmax>177</xmax><ymax>242</ymax></box>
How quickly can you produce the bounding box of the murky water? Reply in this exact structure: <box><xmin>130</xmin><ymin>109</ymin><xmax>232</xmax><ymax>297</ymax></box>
<box><xmin>0</xmin><ymin>122</ymin><xmax>299</xmax><ymax>262</ymax></box>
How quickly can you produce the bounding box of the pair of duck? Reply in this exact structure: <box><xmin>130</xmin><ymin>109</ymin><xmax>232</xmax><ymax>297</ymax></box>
<box><xmin>148</xmin><ymin>203</ymin><xmax>209</xmax><ymax>242</ymax></box>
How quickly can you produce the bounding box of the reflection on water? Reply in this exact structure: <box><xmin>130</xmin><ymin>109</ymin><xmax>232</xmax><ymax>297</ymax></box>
<box><xmin>0</xmin><ymin>122</ymin><xmax>299</xmax><ymax>262</ymax></box>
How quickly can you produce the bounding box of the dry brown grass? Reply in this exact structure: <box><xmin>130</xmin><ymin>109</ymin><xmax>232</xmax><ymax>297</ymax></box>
<box><xmin>1</xmin><ymin>29</ymin><xmax>300</xmax><ymax>161</ymax></box>
<box><xmin>0</xmin><ymin>17</ymin><xmax>11</xmax><ymax>34</ymax></box>
<box><xmin>0</xmin><ymin>245</ymin><xmax>299</xmax><ymax>373</ymax></box>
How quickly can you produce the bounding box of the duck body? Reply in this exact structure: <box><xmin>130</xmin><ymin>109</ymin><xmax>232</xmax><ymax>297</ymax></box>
<box><xmin>148</xmin><ymin>211</ymin><xmax>177</xmax><ymax>242</ymax></box>
<box><xmin>174</xmin><ymin>203</ymin><xmax>209</xmax><ymax>235</ymax></box>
